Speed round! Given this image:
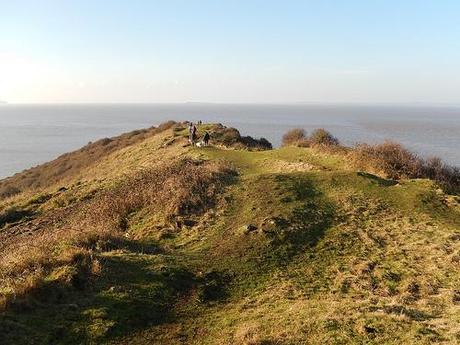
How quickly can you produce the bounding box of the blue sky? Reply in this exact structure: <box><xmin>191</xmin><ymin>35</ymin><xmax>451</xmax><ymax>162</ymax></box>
<box><xmin>1</xmin><ymin>0</ymin><xmax>460</xmax><ymax>103</ymax></box>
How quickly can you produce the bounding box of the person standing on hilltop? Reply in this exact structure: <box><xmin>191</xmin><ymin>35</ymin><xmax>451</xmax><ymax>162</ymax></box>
<box><xmin>189</xmin><ymin>122</ymin><xmax>197</xmax><ymax>146</ymax></box>
<box><xmin>203</xmin><ymin>131</ymin><xmax>210</xmax><ymax>146</ymax></box>
<box><xmin>188</xmin><ymin>122</ymin><xmax>194</xmax><ymax>145</ymax></box>
<box><xmin>192</xmin><ymin>123</ymin><xmax>197</xmax><ymax>145</ymax></box>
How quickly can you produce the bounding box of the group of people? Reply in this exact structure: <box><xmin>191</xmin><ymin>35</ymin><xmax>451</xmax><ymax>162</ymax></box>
<box><xmin>188</xmin><ymin>121</ymin><xmax>210</xmax><ymax>147</ymax></box>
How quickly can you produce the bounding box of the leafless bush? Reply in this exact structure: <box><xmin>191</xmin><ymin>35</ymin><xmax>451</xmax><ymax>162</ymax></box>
<box><xmin>309</xmin><ymin>128</ymin><xmax>340</xmax><ymax>146</ymax></box>
<box><xmin>350</xmin><ymin>141</ymin><xmax>460</xmax><ymax>194</ymax></box>
<box><xmin>282</xmin><ymin>128</ymin><xmax>306</xmax><ymax>146</ymax></box>
<box><xmin>422</xmin><ymin>157</ymin><xmax>460</xmax><ymax>195</ymax></box>
<box><xmin>351</xmin><ymin>141</ymin><xmax>422</xmax><ymax>179</ymax></box>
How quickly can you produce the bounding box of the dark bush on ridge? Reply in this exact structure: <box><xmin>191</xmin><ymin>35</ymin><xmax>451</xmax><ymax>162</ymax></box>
<box><xmin>209</xmin><ymin>124</ymin><xmax>272</xmax><ymax>150</ymax></box>
<box><xmin>282</xmin><ymin>128</ymin><xmax>306</xmax><ymax>146</ymax></box>
<box><xmin>309</xmin><ymin>128</ymin><xmax>340</xmax><ymax>146</ymax></box>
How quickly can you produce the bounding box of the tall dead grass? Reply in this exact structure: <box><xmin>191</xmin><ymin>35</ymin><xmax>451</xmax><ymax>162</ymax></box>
<box><xmin>0</xmin><ymin>158</ymin><xmax>235</xmax><ymax>309</ymax></box>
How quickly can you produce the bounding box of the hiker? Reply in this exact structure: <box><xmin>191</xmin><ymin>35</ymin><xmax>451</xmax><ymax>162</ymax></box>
<box><xmin>203</xmin><ymin>131</ymin><xmax>210</xmax><ymax>146</ymax></box>
<box><xmin>188</xmin><ymin>122</ymin><xmax>196</xmax><ymax>145</ymax></box>
<box><xmin>191</xmin><ymin>123</ymin><xmax>198</xmax><ymax>146</ymax></box>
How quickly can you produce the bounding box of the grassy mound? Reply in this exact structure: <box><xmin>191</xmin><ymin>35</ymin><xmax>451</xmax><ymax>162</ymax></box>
<box><xmin>1</xmin><ymin>123</ymin><xmax>459</xmax><ymax>344</ymax></box>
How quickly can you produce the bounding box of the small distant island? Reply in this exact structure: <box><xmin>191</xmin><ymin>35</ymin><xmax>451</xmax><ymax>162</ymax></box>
<box><xmin>0</xmin><ymin>122</ymin><xmax>459</xmax><ymax>345</ymax></box>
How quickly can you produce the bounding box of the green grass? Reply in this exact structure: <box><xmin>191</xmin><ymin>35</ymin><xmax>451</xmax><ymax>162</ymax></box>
<box><xmin>1</xmin><ymin>126</ymin><xmax>460</xmax><ymax>344</ymax></box>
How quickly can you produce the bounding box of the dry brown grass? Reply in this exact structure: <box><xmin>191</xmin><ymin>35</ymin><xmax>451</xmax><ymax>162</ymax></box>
<box><xmin>0</xmin><ymin>121</ymin><xmax>178</xmax><ymax>199</ymax></box>
<box><xmin>0</xmin><ymin>158</ymin><xmax>235</xmax><ymax>310</ymax></box>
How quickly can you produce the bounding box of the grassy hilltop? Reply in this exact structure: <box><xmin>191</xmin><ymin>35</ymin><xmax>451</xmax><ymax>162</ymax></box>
<box><xmin>0</xmin><ymin>122</ymin><xmax>459</xmax><ymax>345</ymax></box>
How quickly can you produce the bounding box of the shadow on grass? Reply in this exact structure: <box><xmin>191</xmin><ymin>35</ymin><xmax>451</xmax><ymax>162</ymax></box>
<box><xmin>72</xmin><ymin>254</ymin><xmax>194</xmax><ymax>342</ymax></box>
<box><xmin>0</xmin><ymin>245</ymin><xmax>195</xmax><ymax>345</ymax></box>
<box><xmin>266</xmin><ymin>175</ymin><xmax>335</xmax><ymax>264</ymax></box>
<box><xmin>0</xmin><ymin>208</ymin><xmax>35</xmax><ymax>228</ymax></box>
<box><xmin>357</xmin><ymin>171</ymin><xmax>398</xmax><ymax>187</ymax></box>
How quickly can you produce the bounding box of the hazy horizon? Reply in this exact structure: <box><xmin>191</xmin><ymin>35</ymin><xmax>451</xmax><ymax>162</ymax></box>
<box><xmin>2</xmin><ymin>101</ymin><xmax>460</xmax><ymax>108</ymax></box>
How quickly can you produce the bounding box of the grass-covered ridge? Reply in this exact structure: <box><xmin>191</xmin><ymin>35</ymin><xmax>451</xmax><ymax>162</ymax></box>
<box><xmin>0</xmin><ymin>122</ymin><xmax>459</xmax><ymax>344</ymax></box>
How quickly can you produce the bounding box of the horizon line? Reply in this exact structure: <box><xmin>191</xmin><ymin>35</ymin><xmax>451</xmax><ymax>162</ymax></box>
<box><xmin>2</xmin><ymin>101</ymin><xmax>460</xmax><ymax>108</ymax></box>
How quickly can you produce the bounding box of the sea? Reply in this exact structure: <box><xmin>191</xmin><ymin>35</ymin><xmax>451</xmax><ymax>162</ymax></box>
<box><xmin>0</xmin><ymin>103</ymin><xmax>459</xmax><ymax>179</ymax></box>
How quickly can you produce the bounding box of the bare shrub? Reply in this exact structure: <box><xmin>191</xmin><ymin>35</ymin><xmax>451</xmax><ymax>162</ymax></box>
<box><xmin>282</xmin><ymin>128</ymin><xmax>306</xmax><ymax>146</ymax></box>
<box><xmin>351</xmin><ymin>141</ymin><xmax>422</xmax><ymax>179</ymax></box>
<box><xmin>282</xmin><ymin>128</ymin><xmax>340</xmax><ymax>148</ymax></box>
<box><xmin>308</xmin><ymin>128</ymin><xmax>340</xmax><ymax>146</ymax></box>
<box><xmin>422</xmin><ymin>157</ymin><xmax>460</xmax><ymax>195</ymax></box>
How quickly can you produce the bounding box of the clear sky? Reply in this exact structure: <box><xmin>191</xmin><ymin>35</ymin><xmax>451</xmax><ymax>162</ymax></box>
<box><xmin>1</xmin><ymin>0</ymin><xmax>460</xmax><ymax>104</ymax></box>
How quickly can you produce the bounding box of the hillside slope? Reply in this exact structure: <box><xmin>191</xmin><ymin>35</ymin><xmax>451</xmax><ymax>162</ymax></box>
<box><xmin>0</xmin><ymin>123</ymin><xmax>459</xmax><ymax>345</ymax></box>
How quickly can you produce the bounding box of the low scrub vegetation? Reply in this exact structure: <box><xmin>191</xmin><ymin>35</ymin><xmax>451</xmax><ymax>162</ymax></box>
<box><xmin>207</xmin><ymin>124</ymin><xmax>272</xmax><ymax>150</ymax></box>
<box><xmin>351</xmin><ymin>141</ymin><xmax>460</xmax><ymax>194</ymax></box>
<box><xmin>282</xmin><ymin>128</ymin><xmax>306</xmax><ymax>146</ymax></box>
<box><xmin>282</xmin><ymin>128</ymin><xmax>339</xmax><ymax>147</ymax></box>
<box><xmin>422</xmin><ymin>156</ymin><xmax>460</xmax><ymax>195</ymax></box>
<box><xmin>309</xmin><ymin>128</ymin><xmax>340</xmax><ymax>146</ymax></box>
<box><xmin>282</xmin><ymin>128</ymin><xmax>460</xmax><ymax>195</ymax></box>
<box><xmin>351</xmin><ymin>141</ymin><xmax>423</xmax><ymax>180</ymax></box>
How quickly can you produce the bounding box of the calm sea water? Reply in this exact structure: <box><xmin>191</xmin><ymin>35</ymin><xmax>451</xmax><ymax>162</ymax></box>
<box><xmin>0</xmin><ymin>103</ymin><xmax>459</xmax><ymax>179</ymax></box>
